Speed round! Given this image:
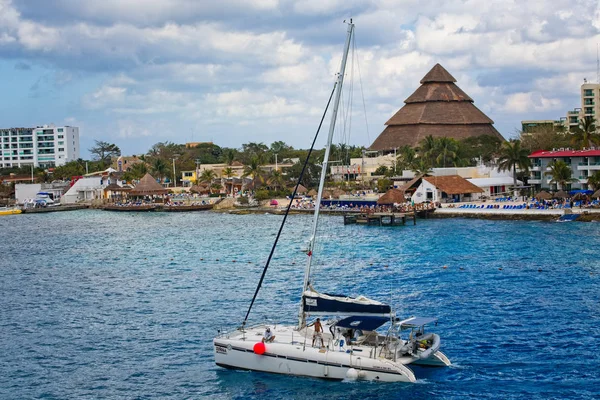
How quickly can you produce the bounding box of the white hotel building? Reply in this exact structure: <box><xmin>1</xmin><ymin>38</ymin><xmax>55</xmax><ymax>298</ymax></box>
<box><xmin>0</xmin><ymin>125</ymin><xmax>80</xmax><ymax>168</ymax></box>
<box><xmin>528</xmin><ymin>149</ymin><xmax>600</xmax><ymax>190</ymax></box>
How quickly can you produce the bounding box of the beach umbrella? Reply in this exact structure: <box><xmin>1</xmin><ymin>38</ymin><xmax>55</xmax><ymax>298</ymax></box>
<box><xmin>534</xmin><ymin>190</ymin><xmax>552</xmax><ymax>201</ymax></box>
<box><xmin>295</xmin><ymin>184</ymin><xmax>308</xmax><ymax>194</ymax></box>
<box><xmin>553</xmin><ymin>190</ymin><xmax>569</xmax><ymax>199</ymax></box>
<box><xmin>572</xmin><ymin>192</ymin><xmax>586</xmax><ymax>201</ymax></box>
<box><xmin>322</xmin><ymin>190</ymin><xmax>332</xmax><ymax>199</ymax></box>
<box><xmin>307</xmin><ymin>189</ymin><xmax>318</xmax><ymax>197</ymax></box>
<box><xmin>332</xmin><ymin>189</ymin><xmax>345</xmax><ymax>199</ymax></box>
<box><xmin>592</xmin><ymin>189</ymin><xmax>600</xmax><ymax>199</ymax></box>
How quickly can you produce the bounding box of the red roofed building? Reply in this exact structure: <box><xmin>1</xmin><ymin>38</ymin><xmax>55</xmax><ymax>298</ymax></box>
<box><xmin>528</xmin><ymin>148</ymin><xmax>600</xmax><ymax>190</ymax></box>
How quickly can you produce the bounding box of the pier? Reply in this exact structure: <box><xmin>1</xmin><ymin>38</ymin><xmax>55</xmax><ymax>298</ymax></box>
<box><xmin>343</xmin><ymin>211</ymin><xmax>417</xmax><ymax>226</ymax></box>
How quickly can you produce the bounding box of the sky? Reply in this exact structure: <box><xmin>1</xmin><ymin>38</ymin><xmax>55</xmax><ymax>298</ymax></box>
<box><xmin>1</xmin><ymin>0</ymin><xmax>599</xmax><ymax>159</ymax></box>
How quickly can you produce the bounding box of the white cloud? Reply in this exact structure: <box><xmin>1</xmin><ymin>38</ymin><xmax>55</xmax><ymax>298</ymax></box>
<box><xmin>502</xmin><ymin>92</ymin><xmax>563</xmax><ymax>113</ymax></box>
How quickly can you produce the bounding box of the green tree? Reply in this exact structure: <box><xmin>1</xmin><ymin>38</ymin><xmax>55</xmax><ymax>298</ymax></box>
<box><xmin>286</xmin><ymin>157</ymin><xmax>321</xmax><ymax>189</ymax></box>
<box><xmin>396</xmin><ymin>145</ymin><xmax>416</xmax><ymax>172</ymax></box>
<box><xmin>587</xmin><ymin>170</ymin><xmax>600</xmax><ymax>190</ymax></box>
<box><xmin>571</xmin><ymin>117</ymin><xmax>600</xmax><ymax>149</ymax></box>
<box><xmin>497</xmin><ymin>140</ymin><xmax>531</xmax><ymax>194</ymax></box>
<box><xmin>374</xmin><ymin>166</ymin><xmax>388</xmax><ymax>176</ymax></box>
<box><xmin>519</xmin><ymin>125</ymin><xmax>570</xmax><ymax>153</ymax></box>
<box><xmin>377</xmin><ymin>178</ymin><xmax>391</xmax><ymax>193</ymax></box>
<box><xmin>267</xmin><ymin>170</ymin><xmax>287</xmax><ymax>191</ymax></box>
<box><xmin>419</xmin><ymin>135</ymin><xmax>437</xmax><ymax>165</ymax></box>
<box><xmin>199</xmin><ymin>169</ymin><xmax>217</xmax><ymax>184</ymax></box>
<box><xmin>411</xmin><ymin>158</ymin><xmax>433</xmax><ymax>177</ymax></box>
<box><xmin>151</xmin><ymin>158</ymin><xmax>168</xmax><ymax>181</ymax></box>
<box><xmin>433</xmin><ymin>137</ymin><xmax>459</xmax><ymax>168</ymax></box>
<box><xmin>242</xmin><ymin>156</ymin><xmax>265</xmax><ymax>190</ymax></box>
<box><xmin>89</xmin><ymin>140</ymin><xmax>121</xmax><ymax>166</ymax></box>
<box><xmin>548</xmin><ymin>160</ymin><xmax>576</xmax><ymax>191</ymax></box>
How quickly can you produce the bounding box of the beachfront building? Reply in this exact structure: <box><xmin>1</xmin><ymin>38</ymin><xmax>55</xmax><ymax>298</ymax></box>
<box><xmin>404</xmin><ymin>175</ymin><xmax>484</xmax><ymax>204</ymax></box>
<box><xmin>15</xmin><ymin>182</ymin><xmax>70</xmax><ymax>204</ymax></box>
<box><xmin>0</xmin><ymin>125</ymin><xmax>79</xmax><ymax>169</ymax></box>
<box><xmin>528</xmin><ymin>149</ymin><xmax>600</xmax><ymax>191</ymax></box>
<box><xmin>369</xmin><ymin>63</ymin><xmax>504</xmax><ymax>152</ymax></box>
<box><xmin>330</xmin><ymin>153</ymin><xmax>396</xmax><ymax>182</ymax></box>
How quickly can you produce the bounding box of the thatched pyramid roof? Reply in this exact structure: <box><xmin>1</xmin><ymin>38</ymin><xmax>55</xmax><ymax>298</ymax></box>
<box><xmin>423</xmin><ymin>175</ymin><xmax>484</xmax><ymax>194</ymax></box>
<box><xmin>129</xmin><ymin>173</ymin><xmax>168</xmax><ymax>196</ymax></box>
<box><xmin>377</xmin><ymin>189</ymin><xmax>406</xmax><ymax>205</ymax></box>
<box><xmin>370</xmin><ymin>64</ymin><xmax>505</xmax><ymax>150</ymax></box>
<box><xmin>308</xmin><ymin>189</ymin><xmax>318</xmax><ymax>196</ymax></box>
<box><xmin>535</xmin><ymin>190</ymin><xmax>552</xmax><ymax>200</ymax></box>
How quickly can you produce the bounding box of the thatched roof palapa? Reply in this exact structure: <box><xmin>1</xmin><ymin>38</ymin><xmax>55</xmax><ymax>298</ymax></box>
<box><xmin>535</xmin><ymin>190</ymin><xmax>552</xmax><ymax>200</ymax></box>
<box><xmin>129</xmin><ymin>173</ymin><xmax>168</xmax><ymax>196</ymax></box>
<box><xmin>553</xmin><ymin>190</ymin><xmax>569</xmax><ymax>199</ymax></box>
<box><xmin>370</xmin><ymin>64</ymin><xmax>504</xmax><ymax>150</ymax></box>
<box><xmin>295</xmin><ymin>184</ymin><xmax>308</xmax><ymax>194</ymax></box>
<box><xmin>377</xmin><ymin>189</ymin><xmax>406</xmax><ymax>205</ymax></box>
<box><xmin>104</xmin><ymin>182</ymin><xmax>131</xmax><ymax>192</ymax></box>
<box><xmin>423</xmin><ymin>175</ymin><xmax>484</xmax><ymax>194</ymax></box>
<box><xmin>307</xmin><ymin>189</ymin><xmax>318</xmax><ymax>197</ymax></box>
<box><xmin>592</xmin><ymin>189</ymin><xmax>600</xmax><ymax>199</ymax></box>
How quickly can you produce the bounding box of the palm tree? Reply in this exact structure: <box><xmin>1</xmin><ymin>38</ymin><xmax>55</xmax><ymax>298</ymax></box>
<box><xmin>411</xmin><ymin>158</ymin><xmax>433</xmax><ymax>177</ymax></box>
<box><xmin>221</xmin><ymin>167</ymin><xmax>236</xmax><ymax>196</ymax></box>
<box><xmin>242</xmin><ymin>156</ymin><xmax>265</xmax><ymax>191</ymax></box>
<box><xmin>571</xmin><ymin>117</ymin><xmax>600</xmax><ymax>149</ymax></box>
<box><xmin>548</xmin><ymin>160</ymin><xmax>576</xmax><ymax>191</ymax></box>
<box><xmin>419</xmin><ymin>135</ymin><xmax>436</xmax><ymax>165</ymax></box>
<box><xmin>396</xmin><ymin>145</ymin><xmax>416</xmax><ymax>172</ymax></box>
<box><xmin>433</xmin><ymin>137</ymin><xmax>458</xmax><ymax>168</ymax></box>
<box><xmin>497</xmin><ymin>140</ymin><xmax>531</xmax><ymax>195</ymax></box>
<box><xmin>587</xmin><ymin>170</ymin><xmax>600</xmax><ymax>190</ymax></box>
<box><xmin>199</xmin><ymin>169</ymin><xmax>217</xmax><ymax>185</ymax></box>
<box><xmin>151</xmin><ymin>158</ymin><xmax>168</xmax><ymax>182</ymax></box>
<box><xmin>267</xmin><ymin>170</ymin><xmax>286</xmax><ymax>191</ymax></box>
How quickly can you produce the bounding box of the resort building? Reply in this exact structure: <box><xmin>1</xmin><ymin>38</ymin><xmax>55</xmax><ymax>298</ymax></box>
<box><xmin>528</xmin><ymin>149</ymin><xmax>600</xmax><ymax>191</ymax></box>
<box><xmin>0</xmin><ymin>125</ymin><xmax>79</xmax><ymax>169</ymax></box>
<box><xmin>369</xmin><ymin>63</ymin><xmax>504</xmax><ymax>151</ymax></box>
<box><xmin>330</xmin><ymin>153</ymin><xmax>396</xmax><ymax>182</ymax></box>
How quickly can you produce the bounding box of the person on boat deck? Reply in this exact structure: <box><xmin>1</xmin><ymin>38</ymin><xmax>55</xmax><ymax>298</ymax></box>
<box><xmin>262</xmin><ymin>327</ymin><xmax>275</xmax><ymax>343</ymax></box>
<box><xmin>309</xmin><ymin>318</ymin><xmax>323</xmax><ymax>347</ymax></box>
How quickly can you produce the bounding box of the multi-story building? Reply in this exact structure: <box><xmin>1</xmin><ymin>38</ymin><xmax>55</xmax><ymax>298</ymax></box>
<box><xmin>581</xmin><ymin>83</ymin><xmax>600</xmax><ymax>119</ymax></box>
<box><xmin>528</xmin><ymin>149</ymin><xmax>600</xmax><ymax>191</ymax></box>
<box><xmin>0</xmin><ymin>125</ymin><xmax>80</xmax><ymax>169</ymax></box>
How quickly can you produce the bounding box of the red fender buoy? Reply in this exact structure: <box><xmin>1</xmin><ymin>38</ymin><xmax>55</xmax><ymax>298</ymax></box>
<box><xmin>253</xmin><ymin>342</ymin><xmax>266</xmax><ymax>355</ymax></box>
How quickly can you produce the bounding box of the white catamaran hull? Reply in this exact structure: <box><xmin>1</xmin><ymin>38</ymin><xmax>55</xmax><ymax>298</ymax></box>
<box><xmin>214</xmin><ymin>338</ymin><xmax>417</xmax><ymax>382</ymax></box>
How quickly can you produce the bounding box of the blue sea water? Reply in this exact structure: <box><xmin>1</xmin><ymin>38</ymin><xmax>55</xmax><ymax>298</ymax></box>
<box><xmin>1</xmin><ymin>210</ymin><xmax>600</xmax><ymax>399</ymax></box>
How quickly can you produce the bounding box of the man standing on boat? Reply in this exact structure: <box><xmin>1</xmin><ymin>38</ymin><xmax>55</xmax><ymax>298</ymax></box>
<box><xmin>310</xmin><ymin>318</ymin><xmax>323</xmax><ymax>347</ymax></box>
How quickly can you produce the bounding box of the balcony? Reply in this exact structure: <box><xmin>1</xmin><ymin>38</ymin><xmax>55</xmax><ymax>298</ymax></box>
<box><xmin>579</xmin><ymin>177</ymin><xmax>588</xmax><ymax>183</ymax></box>
<box><xmin>528</xmin><ymin>178</ymin><xmax>542</xmax><ymax>184</ymax></box>
<box><xmin>577</xmin><ymin>162</ymin><xmax>600</xmax><ymax>170</ymax></box>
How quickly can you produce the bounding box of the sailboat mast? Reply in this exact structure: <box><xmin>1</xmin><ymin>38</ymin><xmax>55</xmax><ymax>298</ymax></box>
<box><xmin>299</xmin><ymin>20</ymin><xmax>354</xmax><ymax>328</ymax></box>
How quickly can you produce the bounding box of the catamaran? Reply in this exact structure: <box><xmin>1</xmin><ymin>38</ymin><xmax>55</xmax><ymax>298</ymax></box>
<box><xmin>213</xmin><ymin>20</ymin><xmax>450</xmax><ymax>382</ymax></box>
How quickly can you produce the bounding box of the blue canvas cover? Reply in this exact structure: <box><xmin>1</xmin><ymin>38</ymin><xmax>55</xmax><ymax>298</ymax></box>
<box><xmin>302</xmin><ymin>291</ymin><xmax>391</xmax><ymax>316</ymax></box>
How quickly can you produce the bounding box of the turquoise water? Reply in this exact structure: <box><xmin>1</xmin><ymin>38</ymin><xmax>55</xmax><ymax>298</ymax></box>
<box><xmin>1</xmin><ymin>210</ymin><xmax>600</xmax><ymax>399</ymax></box>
